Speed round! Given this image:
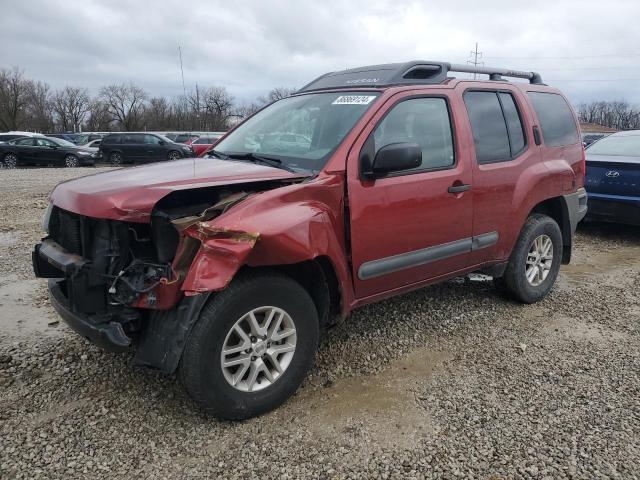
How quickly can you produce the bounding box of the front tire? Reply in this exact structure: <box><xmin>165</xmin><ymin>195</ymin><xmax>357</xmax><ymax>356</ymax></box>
<box><xmin>497</xmin><ymin>214</ymin><xmax>562</xmax><ymax>303</ymax></box>
<box><xmin>168</xmin><ymin>150</ymin><xmax>181</xmax><ymax>161</ymax></box>
<box><xmin>64</xmin><ymin>155</ymin><xmax>79</xmax><ymax>168</ymax></box>
<box><xmin>109</xmin><ymin>152</ymin><xmax>123</xmax><ymax>166</ymax></box>
<box><xmin>179</xmin><ymin>271</ymin><xmax>319</xmax><ymax>419</ymax></box>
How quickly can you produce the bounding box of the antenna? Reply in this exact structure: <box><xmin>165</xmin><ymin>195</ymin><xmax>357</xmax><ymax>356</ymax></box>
<box><xmin>178</xmin><ymin>45</ymin><xmax>186</xmax><ymax>97</ymax></box>
<box><xmin>467</xmin><ymin>42</ymin><xmax>484</xmax><ymax>79</ymax></box>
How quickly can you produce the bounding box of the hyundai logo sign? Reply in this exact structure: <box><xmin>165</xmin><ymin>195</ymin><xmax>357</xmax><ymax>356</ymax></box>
<box><xmin>606</xmin><ymin>170</ymin><xmax>620</xmax><ymax>178</ymax></box>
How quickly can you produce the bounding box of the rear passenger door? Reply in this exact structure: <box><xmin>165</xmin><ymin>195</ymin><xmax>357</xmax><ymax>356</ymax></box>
<box><xmin>459</xmin><ymin>86</ymin><xmax>541</xmax><ymax>266</ymax></box>
<box><xmin>348</xmin><ymin>92</ymin><xmax>474</xmax><ymax>299</ymax></box>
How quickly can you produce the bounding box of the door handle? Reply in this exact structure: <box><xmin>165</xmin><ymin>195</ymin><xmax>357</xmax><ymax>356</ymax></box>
<box><xmin>448</xmin><ymin>183</ymin><xmax>471</xmax><ymax>194</ymax></box>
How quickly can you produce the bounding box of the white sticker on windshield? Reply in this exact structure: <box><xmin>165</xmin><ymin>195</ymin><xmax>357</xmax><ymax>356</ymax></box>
<box><xmin>332</xmin><ymin>95</ymin><xmax>377</xmax><ymax>105</ymax></box>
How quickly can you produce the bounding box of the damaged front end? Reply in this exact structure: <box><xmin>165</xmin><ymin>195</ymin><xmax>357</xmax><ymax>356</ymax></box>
<box><xmin>33</xmin><ymin>182</ymin><xmax>279</xmax><ymax>361</ymax></box>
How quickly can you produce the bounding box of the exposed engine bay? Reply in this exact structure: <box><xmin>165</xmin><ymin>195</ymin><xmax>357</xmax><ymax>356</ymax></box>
<box><xmin>35</xmin><ymin>180</ymin><xmax>294</xmax><ymax>337</ymax></box>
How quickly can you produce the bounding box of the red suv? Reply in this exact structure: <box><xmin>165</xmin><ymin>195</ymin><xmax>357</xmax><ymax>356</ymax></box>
<box><xmin>33</xmin><ymin>61</ymin><xmax>587</xmax><ymax>419</ymax></box>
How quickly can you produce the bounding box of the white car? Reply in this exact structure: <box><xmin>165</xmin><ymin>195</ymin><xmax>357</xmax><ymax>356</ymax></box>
<box><xmin>0</xmin><ymin>131</ymin><xmax>45</xmax><ymax>144</ymax></box>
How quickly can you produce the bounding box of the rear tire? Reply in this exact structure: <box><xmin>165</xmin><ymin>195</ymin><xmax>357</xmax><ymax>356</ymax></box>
<box><xmin>496</xmin><ymin>214</ymin><xmax>562</xmax><ymax>303</ymax></box>
<box><xmin>3</xmin><ymin>153</ymin><xmax>18</xmax><ymax>169</ymax></box>
<box><xmin>179</xmin><ymin>271</ymin><xmax>319</xmax><ymax>419</ymax></box>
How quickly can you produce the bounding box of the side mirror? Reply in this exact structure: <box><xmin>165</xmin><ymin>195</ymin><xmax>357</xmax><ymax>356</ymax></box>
<box><xmin>361</xmin><ymin>142</ymin><xmax>422</xmax><ymax>179</ymax></box>
<box><xmin>159</xmin><ymin>140</ymin><xmax>166</xmax><ymax>145</ymax></box>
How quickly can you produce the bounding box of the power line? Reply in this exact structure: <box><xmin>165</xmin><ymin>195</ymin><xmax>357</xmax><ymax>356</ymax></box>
<box><xmin>548</xmin><ymin>78</ymin><xmax>640</xmax><ymax>82</ymax></box>
<box><xmin>485</xmin><ymin>53</ymin><xmax>640</xmax><ymax>60</ymax></box>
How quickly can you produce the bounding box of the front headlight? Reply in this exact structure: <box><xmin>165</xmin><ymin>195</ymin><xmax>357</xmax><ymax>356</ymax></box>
<box><xmin>42</xmin><ymin>203</ymin><xmax>53</xmax><ymax>233</ymax></box>
<box><xmin>77</xmin><ymin>151</ymin><xmax>91</xmax><ymax>156</ymax></box>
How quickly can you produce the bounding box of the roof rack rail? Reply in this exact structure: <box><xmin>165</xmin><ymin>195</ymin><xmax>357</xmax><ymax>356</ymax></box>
<box><xmin>447</xmin><ymin>63</ymin><xmax>543</xmax><ymax>84</ymax></box>
<box><xmin>297</xmin><ymin>61</ymin><xmax>544</xmax><ymax>93</ymax></box>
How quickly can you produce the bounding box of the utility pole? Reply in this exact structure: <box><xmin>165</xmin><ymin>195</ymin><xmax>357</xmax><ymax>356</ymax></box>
<box><xmin>195</xmin><ymin>82</ymin><xmax>200</xmax><ymax>130</ymax></box>
<box><xmin>467</xmin><ymin>42</ymin><xmax>484</xmax><ymax>79</ymax></box>
<box><xmin>178</xmin><ymin>45</ymin><xmax>186</xmax><ymax>97</ymax></box>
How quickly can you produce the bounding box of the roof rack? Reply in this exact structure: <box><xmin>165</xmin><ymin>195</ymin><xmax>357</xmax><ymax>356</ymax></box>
<box><xmin>297</xmin><ymin>61</ymin><xmax>544</xmax><ymax>93</ymax></box>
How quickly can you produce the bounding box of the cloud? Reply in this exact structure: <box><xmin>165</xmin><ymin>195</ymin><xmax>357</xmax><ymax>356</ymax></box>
<box><xmin>1</xmin><ymin>0</ymin><xmax>639</xmax><ymax>104</ymax></box>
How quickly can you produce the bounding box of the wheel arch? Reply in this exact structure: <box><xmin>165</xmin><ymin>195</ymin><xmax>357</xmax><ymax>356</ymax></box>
<box><xmin>240</xmin><ymin>256</ymin><xmax>342</xmax><ymax>330</ymax></box>
<box><xmin>529</xmin><ymin>196</ymin><xmax>572</xmax><ymax>264</ymax></box>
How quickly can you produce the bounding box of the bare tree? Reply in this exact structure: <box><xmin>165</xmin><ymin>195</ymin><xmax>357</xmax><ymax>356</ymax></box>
<box><xmin>258</xmin><ymin>87</ymin><xmax>296</xmax><ymax>105</ymax></box>
<box><xmin>235</xmin><ymin>101</ymin><xmax>263</xmax><ymax>120</ymax></box>
<box><xmin>99</xmin><ymin>83</ymin><xmax>148</xmax><ymax>131</ymax></box>
<box><xmin>145</xmin><ymin>97</ymin><xmax>173</xmax><ymax>130</ymax></box>
<box><xmin>0</xmin><ymin>67</ymin><xmax>34</xmax><ymax>131</ymax></box>
<box><xmin>199</xmin><ymin>86</ymin><xmax>235</xmax><ymax>130</ymax></box>
<box><xmin>25</xmin><ymin>81</ymin><xmax>54</xmax><ymax>132</ymax></box>
<box><xmin>578</xmin><ymin>100</ymin><xmax>640</xmax><ymax>130</ymax></box>
<box><xmin>85</xmin><ymin>99</ymin><xmax>112</xmax><ymax>132</ymax></box>
<box><xmin>52</xmin><ymin>86</ymin><xmax>90</xmax><ymax>132</ymax></box>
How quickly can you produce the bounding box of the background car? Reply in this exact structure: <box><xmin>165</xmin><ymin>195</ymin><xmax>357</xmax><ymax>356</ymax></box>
<box><xmin>584</xmin><ymin>130</ymin><xmax>640</xmax><ymax>225</ymax></box>
<box><xmin>84</xmin><ymin>139</ymin><xmax>102</xmax><ymax>149</ymax></box>
<box><xmin>190</xmin><ymin>134</ymin><xmax>224</xmax><ymax>157</ymax></box>
<box><xmin>99</xmin><ymin>132</ymin><xmax>193</xmax><ymax>165</ymax></box>
<box><xmin>0</xmin><ymin>131</ymin><xmax>45</xmax><ymax>143</ymax></box>
<box><xmin>0</xmin><ymin>136</ymin><xmax>99</xmax><ymax>168</ymax></box>
<box><xmin>74</xmin><ymin>133</ymin><xmax>105</xmax><ymax>145</ymax></box>
<box><xmin>46</xmin><ymin>133</ymin><xmax>81</xmax><ymax>144</ymax></box>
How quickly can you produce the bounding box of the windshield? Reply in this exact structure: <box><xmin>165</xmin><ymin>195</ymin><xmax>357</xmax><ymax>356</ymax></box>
<box><xmin>214</xmin><ymin>92</ymin><xmax>380</xmax><ymax>173</ymax></box>
<box><xmin>48</xmin><ymin>137</ymin><xmax>76</xmax><ymax>147</ymax></box>
<box><xmin>587</xmin><ymin>134</ymin><xmax>640</xmax><ymax>157</ymax></box>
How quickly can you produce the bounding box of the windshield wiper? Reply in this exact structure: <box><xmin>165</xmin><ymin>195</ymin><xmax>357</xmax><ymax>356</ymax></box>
<box><xmin>224</xmin><ymin>152</ymin><xmax>296</xmax><ymax>173</ymax></box>
<box><xmin>207</xmin><ymin>149</ymin><xmax>229</xmax><ymax>159</ymax></box>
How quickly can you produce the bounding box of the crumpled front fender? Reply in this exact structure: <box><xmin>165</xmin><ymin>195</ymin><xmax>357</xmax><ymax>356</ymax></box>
<box><xmin>181</xmin><ymin>226</ymin><xmax>259</xmax><ymax>294</ymax></box>
<box><xmin>178</xmin><ymin>174</ymin><xmax>352</xmax><ymax>308</ymax></box>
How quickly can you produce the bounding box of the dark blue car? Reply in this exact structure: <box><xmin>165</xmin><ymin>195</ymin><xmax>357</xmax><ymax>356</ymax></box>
<box><xmin>585</xmin><ymin>131</ymin><xmax>640</xmax><ymax>225</ymax></box>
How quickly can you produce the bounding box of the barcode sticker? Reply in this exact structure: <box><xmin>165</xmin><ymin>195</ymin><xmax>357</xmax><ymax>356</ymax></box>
<box><xmin>332</xmin><ymin>95</ymin><xmax>377</xmax><ymax>105</ymax></box>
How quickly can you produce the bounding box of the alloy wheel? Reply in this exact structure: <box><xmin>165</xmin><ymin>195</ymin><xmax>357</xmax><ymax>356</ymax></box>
<box><xmin>110</xmin><ymin>153</ymin><xmax>122</xmax><ymax>166</ymax></box>
<box><xmin>168</xmin><ymin>151</ymin><xmax>181</xmax><ymax>160</ymax></box>
<box><xmin>65</xmin><ymin>155</ymin><xmax>79</xmax><ymax>168</ymax></box>
<box><xmin>220</xmin><ymin>306</ymin><xmax>297</xmax><ymax>392</ymax></box>
<box><xmin>525</xmin><ymin>234</ymin><xmax>553</xmax><ymax>286</ymax></box>
<box><xmin>3</xmin><ymin>154</ymin><xmax>17</xmax><ymax>169</ymax></box>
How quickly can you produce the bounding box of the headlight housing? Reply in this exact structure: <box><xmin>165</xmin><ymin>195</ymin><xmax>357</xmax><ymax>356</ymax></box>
<box><xmin>42</xmin><ymin>203</ymin><xmax>53</xmax><ymax>233</ymax></box>
<box><xmin>77</xmin><ymin>151</ymin><xmax>92</xmax><ymax>156</ymax></box>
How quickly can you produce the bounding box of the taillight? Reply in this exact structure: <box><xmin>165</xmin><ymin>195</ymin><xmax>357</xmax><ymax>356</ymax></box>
<box><xmin>581</xmin><ymin>143</ymin><xmax>586</xmax><ymax>176</ymax></box>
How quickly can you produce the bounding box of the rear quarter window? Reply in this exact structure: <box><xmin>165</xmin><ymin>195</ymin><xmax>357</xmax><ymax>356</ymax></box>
<box><xmin>528</xmin><ymin>92</ymin><xmax>579</xmax><ymax>147</ymax></box>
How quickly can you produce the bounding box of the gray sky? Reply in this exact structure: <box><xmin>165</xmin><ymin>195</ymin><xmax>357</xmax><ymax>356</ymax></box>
<box><xmin>2</xmin><ymin>0</ymin><xmax>640</xmax><ymax>105</ymax></box>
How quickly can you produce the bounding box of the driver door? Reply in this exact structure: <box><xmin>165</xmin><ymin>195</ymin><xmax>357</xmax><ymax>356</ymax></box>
<box><xmin>347</xmin><ymin>92</ymin><xmax>474</xmax><ymax>299</ymax></box>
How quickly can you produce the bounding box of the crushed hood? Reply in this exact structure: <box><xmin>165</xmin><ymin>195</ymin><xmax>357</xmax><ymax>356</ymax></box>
<box><xmin>49</xmin><ymin>158</ymin><xmax>308</xmax><ymax>222</ymax></box>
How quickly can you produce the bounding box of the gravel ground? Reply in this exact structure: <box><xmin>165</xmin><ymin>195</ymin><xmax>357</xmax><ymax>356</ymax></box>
<box><xmin>1</xmin><ymin>167</ymin><xmax>639</xmax><ymax>479</ymax></box>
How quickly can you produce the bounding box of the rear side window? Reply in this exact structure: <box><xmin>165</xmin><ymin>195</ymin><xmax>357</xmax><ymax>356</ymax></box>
<box><xmin>464</xmin><ymin>91</ymin><xmax>526</xmax><ymax>164</ymax></box>
<box><xmin>499</xmin><ymin>93</ymin><xmax>526</xmax><ymax>155</ymax></box>
<box><xmin>103</xmin><ymin>135</ymin><xmax>121</xmax><ymax>144</ymax></box>
<box><xmin>528</xmin><ymin>92</ymin><xmax>579</xmax><ymax>147</ymax></box>
<box><xmin>123</xmin><ymin>134</ymin><xmax>142</xmax><ymax>144</ymax></box>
